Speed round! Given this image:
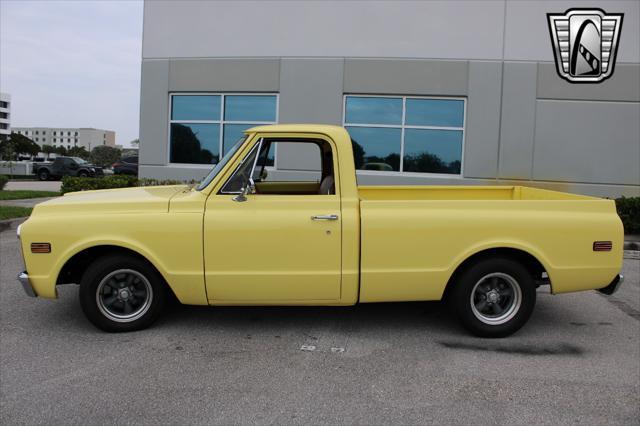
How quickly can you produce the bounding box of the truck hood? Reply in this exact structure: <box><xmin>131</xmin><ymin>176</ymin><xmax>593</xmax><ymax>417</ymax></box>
<box><xmin>31</xmin><ymin>185</ymin><xmax>189</xmax><ymax>216</ymax></box>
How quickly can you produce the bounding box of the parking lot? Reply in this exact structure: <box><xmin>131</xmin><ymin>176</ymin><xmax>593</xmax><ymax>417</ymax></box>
<box><xmin>1</xmin><ymin>223</ymin><xmax>638</xmax><ymax>425</ymax></box>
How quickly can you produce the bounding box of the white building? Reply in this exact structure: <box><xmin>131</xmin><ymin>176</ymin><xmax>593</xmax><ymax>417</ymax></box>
<box><xmin>139</xmin><ymin>0</ymin><xmax>639</xmax><ymax>198</ymax></box>
<box><xmin>12</xmin><ymin>127</ymin><xmax>116</xmax><ymax>151</ymax></box>
<box><xmin>0</xmin><ymin>93</ymin><xmax>10</xmax><ymax>141</ymax></box>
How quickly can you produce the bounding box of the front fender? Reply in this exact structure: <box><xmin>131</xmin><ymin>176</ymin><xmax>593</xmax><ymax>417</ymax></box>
<box><xmin>20</xmin><ymin>212</ymin><xmax>207</xmax><ymax>305</ymax></box>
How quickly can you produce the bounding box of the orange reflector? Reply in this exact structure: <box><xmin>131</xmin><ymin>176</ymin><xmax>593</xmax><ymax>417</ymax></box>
<box><xmin>593</xmin><ymin>241</ymin><xmax>612</xmax><ymax>251</ymax></box>
<box><xmin>31</xmin><ymin>243</ymin><xmax>51</xmax><ymax>253</ymax></box>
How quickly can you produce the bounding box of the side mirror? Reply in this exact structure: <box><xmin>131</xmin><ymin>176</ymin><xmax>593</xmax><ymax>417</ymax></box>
<box><xmin>232</xmin><ymin>177</ymin><xmax>255</xmax><ymax>202</ymax></box>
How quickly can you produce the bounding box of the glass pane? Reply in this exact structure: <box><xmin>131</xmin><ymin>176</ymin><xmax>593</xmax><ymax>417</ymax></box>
<box><xmin>224</xmin><ymin>95</ymin><xmax>277</xmax><ymax>122</ymax></box>
<box><xmin>345</xmin><ymin>97</ymin><xmax>402</xmax><ymax>125</ymax></box>
<box><xmin>346</xmin><ymin>126</ymin><xmax>401</xmax><ymax>171</ymax></box>
<box><xmin>405</xmin><ymin>98</ymin><xmax>464</xmax><ymax>127</ymax></box>
<box><xmin>170</xmin><ymin>123</ymin><xmax>220</xmax><ymax>164</ymax></box>
<box><xmin>171</xmin><ymin>95</ymin><xmax>220</xmax><ymax>121</ymax></box>
<box><xmin>403</xmin><ymin>129</ymin><xmax>462</xmax><ymax>174</ymax></box>
<box><xmin>224</xmin><ymin>124</ymin><xmax>274</xmax><ymax>165</ymax></box>
<box><xmin>221</xmin><ymin>142</ymin><xmax>261</xmax><ymax>193</ymax></box>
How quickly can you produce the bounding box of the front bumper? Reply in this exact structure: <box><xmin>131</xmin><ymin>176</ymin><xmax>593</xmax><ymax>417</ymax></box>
<box><xmin>597</xmin><ymin>274</ymin><xmax>624</xmax><ymax>296</ymax></box>
<box><xmin>17</xmin><ymin>272</ymin><xmax>37</xmax><ymax>297</ymax></box>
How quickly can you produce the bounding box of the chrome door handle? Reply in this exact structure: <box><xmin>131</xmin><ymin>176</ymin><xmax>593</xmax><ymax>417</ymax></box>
<box><xmin>311</xmin><ymin>214</ymin><xmax>339</xmax><ymax>221</ymax></box>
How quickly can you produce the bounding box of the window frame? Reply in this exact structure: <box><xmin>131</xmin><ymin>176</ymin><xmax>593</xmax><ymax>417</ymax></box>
<box><xmin>342</xmin><ymin>94</ymin><xmax>466</xmax><ymax>177</ymax></box>
<box><xmin>168</xmin><ymin>93</ymin><xmax>279</xmax><ymax>167</ymax></box>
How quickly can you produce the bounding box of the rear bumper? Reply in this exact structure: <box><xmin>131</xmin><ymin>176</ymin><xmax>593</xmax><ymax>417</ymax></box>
<box><xmin>17</xmin><ymin>272</ymin><xmax>37</xmax><ymax>297</ymax></box>
<box><xmin>597</xmin><ymin>274</ymin><xmax>624</xmax><ymax>296</ymax></box>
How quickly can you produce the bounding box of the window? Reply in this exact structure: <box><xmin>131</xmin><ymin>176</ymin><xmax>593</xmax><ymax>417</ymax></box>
<box><xmin>343</xmin><ymin>95</ymin><xmax>465</xmax><ymax>175</ymax></box>
<box><xmin>169</xmin><ymin>94</ymin><xmax>277</xmax><ymax>164</ymax></box>
<box><xmin>220</xmin><ymin>138</ymin><xmax>335</xmax><ymax>196</ymax></box>
<box><xmin>0</xmin><ymin>101</ymin><xmax>8</xmax><ymax>108</ymax></box>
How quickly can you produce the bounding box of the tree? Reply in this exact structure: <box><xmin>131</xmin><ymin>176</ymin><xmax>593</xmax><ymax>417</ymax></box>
<box><xmin>91</xmin><ymin>145</ymin><xmax>121</xmax><ymax>168</ymax></box>
<box><xmin>9</xmin><ymin>132</ymin><xmax>40</xmax><ymax>157</ymax></box>
<box><xmin>54</xmin><ymin>146</ymin><xmax>68</xmax><ymax>156</ymax></box>
<box><xmin>41</xmin><ymin>144</ymin><xmax>56</xmax><ymax>159</ymax></box>
<box><xmin>67</xmin><ymin>146</ymin><xmax>90</xmax><ymax>160</ymax></box>
<box><xmin>0</xmin><ymin>133</ymin><xmax>40</xmax><ymax>160</ymax></box>
<box><xmin>130</xmin><ymin>138</ymin><xmax>139</xmax><ymax>147</ymax></box>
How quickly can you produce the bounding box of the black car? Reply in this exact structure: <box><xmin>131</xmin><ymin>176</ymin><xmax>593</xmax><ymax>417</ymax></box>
<box><xmin>33</xmin><ymin>157</ymin><xmax>104</xmax><ymax>181</ymax></box>
<box><xmin>112</xmin><ymin>156</ymin><xmax>138</xmax><ymax>176</ymax></box>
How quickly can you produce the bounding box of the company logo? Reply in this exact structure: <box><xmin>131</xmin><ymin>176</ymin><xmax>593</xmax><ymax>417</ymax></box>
<box><xmin>547</xmin><ymin>9</ymin><xmax>623</xmax><ymax>83</ymax></box>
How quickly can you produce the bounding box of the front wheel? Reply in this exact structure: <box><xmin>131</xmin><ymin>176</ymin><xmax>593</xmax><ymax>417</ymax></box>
<box><xmin>78</xmin><ymin>171</ymin><xmax>89</xmax><ymax>178</ymax></box>
<box><xmin>450</xmin><ymin>257</ymin><xmax>536</xmax><ymax>338</ymax></box>
<box><xmin>38</xmin><ymin>169</ymin><xmax>50</xmax><ymax>181</ymax></box>
<box><xmin>79</xmin><ymin>255</ymin><xmax>166</xmax><ymax>332</ymax></box>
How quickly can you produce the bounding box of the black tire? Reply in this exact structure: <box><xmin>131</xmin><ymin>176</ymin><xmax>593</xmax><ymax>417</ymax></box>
<box><xmin>79</xmin><ymin>254</ymin><xmax>166</xmax><ymax>332</ymax></box>
<box><xmin>449</xmin><ymin>257</ymin><xmax>536</xmax><ymax>338</ymax></box>
<box><xmin>78</xmin><ymin>170</ymin><xmax>89</xmax><ymax>178</ymax></box>
<box><xmin>38</xmin><ymin>169</ymin><xmax>50</xmax><ymax>181</ymax></box>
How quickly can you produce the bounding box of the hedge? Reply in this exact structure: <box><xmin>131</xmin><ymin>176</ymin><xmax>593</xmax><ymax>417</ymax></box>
<box><xmin>60</xmin><ymin>175</ymin><xmax>195</xmax><ymax>194</ymax></box>
<box><xmin>616</xmin><ymin>196</ymin><xmax>640</xmax><ymax>234</ymax></box>
<box><xmin>0</xmin><ymin>174</ymin><xmax>8</xmax><ymax>190</ymax></box>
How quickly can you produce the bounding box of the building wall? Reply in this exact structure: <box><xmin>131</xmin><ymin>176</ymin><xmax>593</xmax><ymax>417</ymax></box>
<box><xmin>0</xmin><ymin>92</ymin><xmax>11</xmax><ymax>141</ymax></box>
<box><xmin>12</xmin><ymin>127</ymin><xmax>117</xmax><ymax>151</ymax></box>
<box><xmin>139</xmin><ymin>0</ymin><xmax>640</xmax><ymax>197</ymax></box>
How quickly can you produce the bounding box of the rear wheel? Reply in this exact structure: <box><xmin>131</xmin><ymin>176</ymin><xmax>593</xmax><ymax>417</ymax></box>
<box><xmin>79</xmin><ymin>254</ymin><xmax>166</xmax><ymax>332</ymax></box>
<box><xmin>38</xmin><ymin>169</ymin><xmax>50</xmax><ymax>181</ymax></box>
<box><xmin>450</xmin><ymin>257</ymin><xmax>536</xmax><ymax>338</ymax></box>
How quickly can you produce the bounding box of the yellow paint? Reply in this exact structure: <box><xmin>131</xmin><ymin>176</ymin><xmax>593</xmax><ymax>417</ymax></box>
<box><xmin>19</xmin><ymin>125</ymin><xmax>623</xmax><ymax>305</ymax></box>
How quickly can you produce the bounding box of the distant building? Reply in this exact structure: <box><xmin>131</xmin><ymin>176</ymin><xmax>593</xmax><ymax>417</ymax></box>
<box><xmin>0</xmin><ymin>93</ymin><xmax>10</xmax><ymax>141</ymax></box>
<box><xmin>11</xmin><ymin>127</ymin><xmax>116</xmax><ymax>151</ymax></box>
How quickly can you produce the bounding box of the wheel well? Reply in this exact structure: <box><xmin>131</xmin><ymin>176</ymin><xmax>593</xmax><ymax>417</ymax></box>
<box><xmin>442</xmin><ymin>248</ymin><xmax>549</xmax><ymax>300</ymax></box>
<box><xmin>57</xmin><ymin>245</ymin><xmax>161</xmax><ymax>286</ymax></box>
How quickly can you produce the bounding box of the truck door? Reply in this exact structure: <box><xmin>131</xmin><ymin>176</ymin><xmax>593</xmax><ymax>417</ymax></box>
<box><xmin>203</xmin><ymin>137</ymin><xmax>342</xmax><ymax>302</ymax></box>
<box><xmin>51</xmin><ymin>158</ymin><xmax>64</xmax><ymax>175</ymax></box>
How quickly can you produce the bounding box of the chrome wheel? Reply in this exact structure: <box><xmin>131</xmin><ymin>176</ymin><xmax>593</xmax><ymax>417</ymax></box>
<box><xmin>470</xmin><ymin>272</ymin><xmax>522</xmax><ymax>325</ymax></box>
<box><xmin>96</xmin><ymin>269</ymin><xmax>153</xmax><ymax>323</ymax></box>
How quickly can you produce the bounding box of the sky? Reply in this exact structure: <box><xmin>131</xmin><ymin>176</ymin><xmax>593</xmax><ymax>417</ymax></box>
<box><xmin>0</xmin><ymin>0</ymin><xmax>143</xmax><ymax>147</ymax></box>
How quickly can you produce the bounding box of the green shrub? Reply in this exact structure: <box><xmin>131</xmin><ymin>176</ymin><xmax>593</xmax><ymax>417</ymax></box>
<box><xmin>616</xmin><ymin>197</ymin><xmax>640</xmax><ymax>234</ymax></box>
<box><xmin>61</xmin><ymin>175</ymin><xmax>137</xmax><ymax>194</ymax></box>
<box><xmin>0</xmin><ymin>174</ymin><xmax>8</xmax><ymax>190</ymax></box>
<box><xmin>61</xmin><ymin>175</ymin><xmax>194</xmax><ymax>194</ymax></box>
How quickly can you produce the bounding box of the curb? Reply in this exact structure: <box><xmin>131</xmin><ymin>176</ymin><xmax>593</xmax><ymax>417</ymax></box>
<box><xmin>0</xmin><ymin>217</ymin><xmax>27</xmax><ymax>233</ymax></box>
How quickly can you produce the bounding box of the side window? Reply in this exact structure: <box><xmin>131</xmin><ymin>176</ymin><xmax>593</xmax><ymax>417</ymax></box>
<box><xmin>220</xmin><ymin>141</ymin><xmax>262</xmax><ymax>194</ymax></box>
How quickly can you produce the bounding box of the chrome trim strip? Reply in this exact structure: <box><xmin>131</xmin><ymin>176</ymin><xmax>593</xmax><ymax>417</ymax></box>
<box><xmin>17</xmin><ymin>272</ymin><xmax>37</xmax><ymax>297</ymax></box>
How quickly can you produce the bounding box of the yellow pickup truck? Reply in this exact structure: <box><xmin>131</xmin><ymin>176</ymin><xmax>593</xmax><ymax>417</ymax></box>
<box><xmin>17</xmin><ymin>125</ymin><xmax>624</xmax><ymax>337</ymax></box>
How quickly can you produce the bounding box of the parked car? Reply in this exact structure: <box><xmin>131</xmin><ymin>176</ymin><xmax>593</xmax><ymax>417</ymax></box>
<box><xmin>112</xmin><ymin>156</ymin><xmax>138</xmax><ymax>176</ymax></box>
<box><xmin>33</xmin><ymin>156</ymin><xmax>103</xmax><ymax>181</ymax></box>
<box><xmin>16</xmin><ymin>125</ymin><xmax>624</xmax><ymax>336</ymax></box>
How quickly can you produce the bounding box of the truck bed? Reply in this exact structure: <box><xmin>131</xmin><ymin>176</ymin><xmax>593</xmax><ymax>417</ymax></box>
<box><xmin>358</xmin><ymin>185</ymin><xmax>595</xmax><ymax>201</ymax></box>
<box><xmin>357</xmin><ymin>185</ymin><xmax>622</xmax><ymax>303</ymax></box>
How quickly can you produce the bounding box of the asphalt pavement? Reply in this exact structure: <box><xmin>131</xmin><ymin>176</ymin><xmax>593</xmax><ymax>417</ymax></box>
<box><xmin>1</xmin><ymin>223</ymin><xmax>638</xmax><ymax>425</ymax></box>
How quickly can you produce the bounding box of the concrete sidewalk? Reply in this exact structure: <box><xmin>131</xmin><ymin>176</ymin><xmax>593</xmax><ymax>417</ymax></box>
<box><xmin>0</xmin><ymin>197</ymin><xmax>58</xmax><ymax>208</ymax></box>
<box><xmin>4</xmin><ymin>180</ymin><xmax>62</xmax><ymax>192</ymax></box>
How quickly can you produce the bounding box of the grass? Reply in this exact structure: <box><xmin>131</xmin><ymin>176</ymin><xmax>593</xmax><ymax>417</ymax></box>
<box><xmin>0</xmin><ymin>206</ymin><xmax>33</xmax><ymax>220</ymax></box>
<box><xmin>0</xmin><ymin>190</ymin><xmax>60</xmax><ymax>200</ymax></box>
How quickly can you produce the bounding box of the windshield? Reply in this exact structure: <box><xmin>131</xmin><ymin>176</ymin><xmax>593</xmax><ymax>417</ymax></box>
<box><xmin>72</xmin><ymin>157</ymin><xmax>88</xmax><ymax>164</ymax></box>
<box><xmin>196</xmin><ymin>136</ymin><xmax>247</xmax><ymax>191</ymax></box>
